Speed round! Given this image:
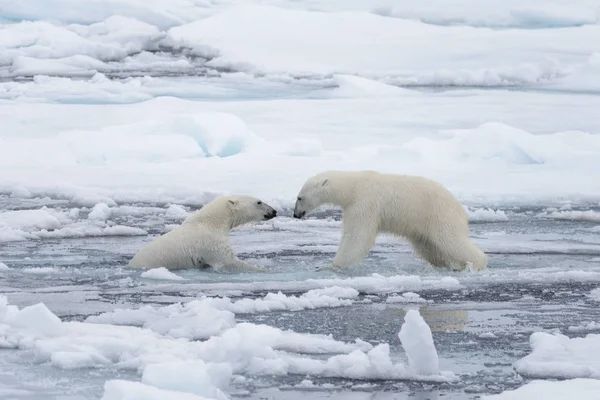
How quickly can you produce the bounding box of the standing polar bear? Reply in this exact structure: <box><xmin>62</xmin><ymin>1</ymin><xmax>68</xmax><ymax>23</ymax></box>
<box><xmin>293</xmin><ymin>170</ymin><xmax>487</xmax><ymax>271</ymax></box>
<box><xmin>129</xmin><ymin>195</ymin><xmax>277</xmax><ymax>272</ymax></box>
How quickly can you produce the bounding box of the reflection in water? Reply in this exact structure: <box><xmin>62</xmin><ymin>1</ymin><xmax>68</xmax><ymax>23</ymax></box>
<box><xmin>381</xmin><ymin>305</ymin><xmax>469</xmax><ymax>332</ymax></box>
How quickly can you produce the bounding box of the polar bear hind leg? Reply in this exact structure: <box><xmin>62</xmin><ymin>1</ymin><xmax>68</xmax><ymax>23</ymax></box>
<box><xmin>408</xmin><ymin>235</ymin><xmax>451</xmax><ymax>269</ymax></box>
<box><xmin>409</xmin><ymin>233</ymin><xmax>486</xmax><ymax>271</ymax></box>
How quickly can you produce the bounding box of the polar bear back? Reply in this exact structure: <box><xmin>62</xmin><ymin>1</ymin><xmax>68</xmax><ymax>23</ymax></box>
<box><xmin>359</xmin><ymin>173</ymin><xmax>469</xmax><ymax>236</ymax></box>
<box><xmin>129</xmin><ymin>224</ymin><xmax>225</xmax><ymax>269</ymax></box>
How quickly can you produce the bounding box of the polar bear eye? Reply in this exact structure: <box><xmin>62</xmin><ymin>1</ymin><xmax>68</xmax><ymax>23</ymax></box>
<box><xmin>297</xmin><ymin>197</ymin><xmax>302</xmax><ymax>202</ymax></box>
<box><xmin>257</xmin><ymin>201</ymin><xmax>262</xmax><ymax>205</ymax></box>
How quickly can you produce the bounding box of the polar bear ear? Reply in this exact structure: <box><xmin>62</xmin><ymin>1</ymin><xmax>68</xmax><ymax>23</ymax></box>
<box><xmin>321</xmin><ymin>179</ymin><xmax>329</xmax><ymax>187</ymax></box>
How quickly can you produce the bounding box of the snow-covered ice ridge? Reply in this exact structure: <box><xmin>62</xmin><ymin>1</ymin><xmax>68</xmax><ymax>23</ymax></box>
<box><xmin>2</xmin><ymin>102</ymin><xmax>600</xmax><ymax>209</ymax></box>
<box><xmin>1</xmin><ymin>1</ymin><xmax>600</xmax><ymax>89</ymax></box>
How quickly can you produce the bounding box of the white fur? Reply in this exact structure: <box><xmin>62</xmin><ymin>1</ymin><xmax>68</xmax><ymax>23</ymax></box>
<box><xmin>293</xmin><ymin>170</ymin><xmax>488</xmax><ymax>271</ymax></box>
<box><xmin>129</xmin><ymin>195</ymin><xmax>276</xmax><ymax>272</ymax></box>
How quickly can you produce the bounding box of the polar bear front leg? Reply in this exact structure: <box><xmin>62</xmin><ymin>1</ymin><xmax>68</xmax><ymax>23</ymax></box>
<box><xmin>217</xmin><ymin>246</ymin><xmax>267</xmax><ymax>273</ymax></box>
<box><xmin>225</xmin><ymin>258</ymin><xmax>268</xmax><ymax>273</ymax></box>
<box><xmin>331</xmin><ymin>208</ymin><xmax>378</xmax><ymax>269</ymax></box>
<box><xmin>199</xmin><ymin>238</ymin><xmax>267</xmax><ymax>273</ymax></box>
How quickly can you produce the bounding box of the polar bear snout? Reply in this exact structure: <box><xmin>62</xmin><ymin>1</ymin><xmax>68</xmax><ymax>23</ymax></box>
<box><xmin>293</xmin><ymin>210</ymin><xmax>306</xmax><ymax>219</ymax></box>
<box><xmin>263</xmin><ymin>208</ymin><xmax>277</xmax><ymax>220</ymax></box>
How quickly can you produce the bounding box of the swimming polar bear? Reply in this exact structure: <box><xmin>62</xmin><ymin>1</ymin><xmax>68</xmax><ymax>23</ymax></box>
<box><xmin>129</xmin><ymin>195</ymin><xmax>277</xmax><ymax>272</ymax></box>
<box><xmin>293</xmin><ymin>170</ymin><xmax>487</xmax><ymax>271</ymax></box>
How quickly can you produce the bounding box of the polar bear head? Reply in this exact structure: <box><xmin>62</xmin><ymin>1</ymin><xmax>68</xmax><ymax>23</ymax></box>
<box><xmin>226</xmin><ymin>194</ymin><xmax>277</xmax><ymax>227</ymax></box>
<box><xmin>293</xmin><ymin>173</ymin><xmax>332</xmax><ymax>219</ymax></box>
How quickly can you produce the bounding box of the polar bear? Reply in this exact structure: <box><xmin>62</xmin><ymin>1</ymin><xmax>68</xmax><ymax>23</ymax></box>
<box><xmin>129</xmin><ymin>195</ymin><xmax>277</xmax><ymax>272</ymax></box>
<box><xmin>293</xmin><ymin>170</ymin><xmax>487</xmax><ymax>271</ymax></box>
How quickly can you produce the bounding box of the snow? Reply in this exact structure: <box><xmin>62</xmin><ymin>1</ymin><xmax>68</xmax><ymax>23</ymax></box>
<box><xmin>166</xmin><ymin>5</ymin><xmax>598</xmax><ymax>82</ymax></box>
<box><xmin>398</xmin><ymin>309</ymin><xmax>439</xmax><ymax>376</ymax></box>
<box><xmin>0</xmin><ymin>113</ymin><xmax>262</xmax><ymax>167</ymax></box>
<box><xmin>514</xmin><ymin>332</ymin><xmax>600</xmax><ymax>379</ymax></box>
<box><xmin>402</xmin><ymin>122</ymin><xmax>600</xmax><ymax>167</ymax></box>
<box><xmin>484</xmin><ymin>379</ymin><xmax>600</xmax><ymax>400</ymax></box>
<box><xmin>1</xmin><ymin>3</ymin><xmax>598</xmax><ymax>88</ymax></box>
<box><xmin>2</xmin><ymin>96</ymin><xmax>600</xmax><ymax>209</ymax></box>
<box><xmin>3</xmin><ymin>0</ymin><xmax>599</xmax><ymax>31</ymax></box>
<box><xmin>140</xmin><ymin>268</ymin><xmax>186</xmax><ymax>281</ymax></box>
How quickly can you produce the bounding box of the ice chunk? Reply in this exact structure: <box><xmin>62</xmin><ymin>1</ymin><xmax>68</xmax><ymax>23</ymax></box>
<box><xmin>0</xmin><ymin>295</ymin><xmax>18</xmax><ymax>321</ymax></box>
<box><xmin>303</xmin><ymin>286</ymin><xmax>359</xmax><ymax>299</ymax></box>
<box><xmin>330</xmin><ymin>75</ymin><xmax>420</xmax><ymax>98</ymax></box>
<box><xmin>514</xmin><ymin>332</ymin><xmax>600</xmax><ymax>379</ymax></box>
<box><xmin>589</xmin><ymin>288</ymin><xmax>600</xmax><ymax>302</ymax></box>
<box><xmin>0</xmin><ymin>209</ymin><xmax>62</xmax><ymax>231</ymax></box>
<box><xmin>5</xmin><ymin>303</ymin><xmax>63</xmax><ymax>337</ymax></box>
<box><xmin>22</xmin><ymin>267</ymin><xmax>59</xmax><ymax>274</ymax></box>
<box><xmin>35</xmin><ymin>225</ymin><xmax>147</xmax><ymax>239</ymax></box>
<box><xmin>141</xmin><ymin>360</ymin><xmax>231</xmax><ymax>400</ymax></box>
<box><xmin>0</xmin><ymin>296</ymin><xmax>454</xmax><ymax>385</ymax></box>
<box><xmin>483</xmin><ymin>378</ymin><xmax>600</xmax><ymax>400</ymax></box>
<box><xmin>216</xmin><ymin>288</ymin><xmax>357</xmax><ymax>314</ymax></box>
<box><xmin>88</xmin><ymin>202</ymin><xmax>112</xmax><ymax>221</ymax></box>
<box><xmin>0</xmin><ymin>263</ymin><xmax>9</xmax><ymax>271</ymax></box>
<box><xmin>70</xmin><ymin>192</ymin><xmax>117</xmax><ymax>207</ymax></box>
<box><xmin>542</xmin><ymin>210</ymin><xmax>600</xmax><ymax>223</ymax></box>
<box><xmin>51</xmin><ymin>351</ymin><xmax>112</xmax><ymax>369</ymax></box>
<box><xmin>465</xmin><ymin>207</ymin><xmax>509</xmax><ymax>222</ymax></box>
<box><xmin>86</xmin><ymin>288</ymin><xmax>357</xmax><ymax>339</ymax></box>
<box><xmin>10</xmin><ymin>55</ymin><xmax>105</xmax><ymax>77</ymax></box>
<box><xmin>140</xmin><ymin>268</ymin><xmax>185</xmax><ymax>281</ymax></box>
<box><xmin>386</xmin><ymin>292</ymin><xmax>431</xmax><ymax>304</ymax></box>
<box><xmin>165</xmin><ymin>204</ymin><xmax>189</xmax><ymax>220</ymax></box>
<box><xmin>398</xmin><ymin>309</ymin><xmax>439</xmax><ymax>375</ymax></box>
<box><xmin>9</xmin><ymin>186</ymin><xmax>32</xmax><ymax>198</ymax></box>
<box><xmin>87</xmin><ymin>301</ymin><xmax>236</xmax><ymax>340</ymax></box>
<box><xmin>568</xmin><ymin>322</ymin><xmax>600</xmax><ymax>333</ymax></box>
<box><xmin>101</xmin><ymin>380</ymin><xmax>216</xmax><ymax>400</ymax></box>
